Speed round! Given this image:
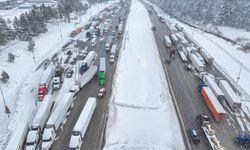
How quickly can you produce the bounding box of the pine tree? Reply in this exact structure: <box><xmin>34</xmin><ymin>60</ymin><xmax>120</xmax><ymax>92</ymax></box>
<box><xmin>0</xmin><ymin>18</ymin><xmax>14</xmax><ymax>45</ymax></box>
<box><xmin>57</xmin><ymin>4</ymin><xmax>63</xmax><ymax>20</ymax></box>
<box><xmin>27</xmin><ymin>38</ymin><xmax>35</xmax><ymax>51</ymax></box>
<box><xmin>8</xmin><ymin>53</ymin><xmax>15</xmax><ymax>63</ymax></box>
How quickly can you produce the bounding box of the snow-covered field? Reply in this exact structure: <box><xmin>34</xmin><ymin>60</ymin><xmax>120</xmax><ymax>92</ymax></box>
<box><xmin>0</xmin><ymin>1</ymin><xmax>117</xmax><ymax>148</ymax></box>
<box><xmin>104</xmin><ymin>1</ymin><xmax>185</xmax><ymax>149</ymax></box>
<box><xmin>144</xmin><ymin>0</ymin><xmax>250</xmax><ymax>116</ymax></box>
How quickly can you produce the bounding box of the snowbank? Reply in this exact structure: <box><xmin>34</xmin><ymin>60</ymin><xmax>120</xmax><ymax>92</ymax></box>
<box><xmin>104</xmin><ymin>1</ymin><xmax>185</xmax><ymax>149</ymax></box>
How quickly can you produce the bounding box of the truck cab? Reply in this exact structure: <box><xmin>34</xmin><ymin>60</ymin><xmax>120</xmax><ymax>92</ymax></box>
<box><xmin>42</xmin><ymin>128</ymin><xmax>56</xmax><ymax>150</ymax></box>
<box><xmin>25</xmin><ymin>130</ymin><xmax>39</xmax><ymax>150</ymax></box>
<box><xmin>38</xmin><ymin>85</ymin><xmax>47</xmax><ymax>101</ymax></box>
<box><xmin>53</xmin><ymin>77</ymin><xmax>60</xmax><ymax>90</ymax></box>
<box><xmin>68</xmin><ymin>134</ymin><xmax>82</xmax><ymax>150</ymax></box>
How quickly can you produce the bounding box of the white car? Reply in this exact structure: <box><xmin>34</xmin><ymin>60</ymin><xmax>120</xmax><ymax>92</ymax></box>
<box><xmin>98</xmin><ymin>88</ymin><xmax>106</xmax><ymax>98</ymax></box>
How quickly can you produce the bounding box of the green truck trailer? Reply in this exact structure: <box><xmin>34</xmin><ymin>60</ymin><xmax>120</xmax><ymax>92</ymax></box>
<box><xmin>99</xmin><ymin>57</ymin><xmax>106</xmax><ymax>85</ymax></box>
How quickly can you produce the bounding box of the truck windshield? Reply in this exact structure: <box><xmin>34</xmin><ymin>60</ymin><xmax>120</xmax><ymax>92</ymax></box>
<box><xmin>42</xmin><ymin>137</ymin><xmax>51</xmax><ymax>142</ymax></box>
<box><xmin>26</xmin><ymin>141</ymin><xmax>35</xmax><ymax>146</ymax></box>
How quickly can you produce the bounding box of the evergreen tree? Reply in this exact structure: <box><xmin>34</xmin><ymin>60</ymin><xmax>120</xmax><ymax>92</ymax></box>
<box><xmin>57</xmin><ymin>4</ymin><xmax>64</xmax><ymax>20</ymax></box>
<box><xmin>8</xmin><ymin>53</ymin><xmax>15</xmax><ymax>63</ymax></box>
<box><xmin>27</xmin><ymin>38</ymin><xmax>35</xmax><ymax>51</ymax></box>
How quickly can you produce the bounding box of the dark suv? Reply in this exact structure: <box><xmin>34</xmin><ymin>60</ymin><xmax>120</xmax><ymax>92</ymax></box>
<box><xmin>188</xmin><ymin>129</ymin><xmax>201</xmax><ymax>144</ymax></box>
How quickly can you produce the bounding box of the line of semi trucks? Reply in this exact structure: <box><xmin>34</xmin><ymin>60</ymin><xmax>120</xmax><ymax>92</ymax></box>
<box><xmin>165</xmin><ymin>23</ymin><xmax>250</xmax><ymax>148</ymax></box>
<box><xmin>5</xmin><ymin>49</ymin><xmax>108</xmax><ymax>150</ymax></box>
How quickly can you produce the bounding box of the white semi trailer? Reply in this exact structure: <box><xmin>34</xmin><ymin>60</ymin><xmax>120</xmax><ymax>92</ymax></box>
<box><xmin>68</xmin><ymin>97</ymin><xmax>97</xmax><ymax>150</ymax></box>
<box><xmin>218</xmin><ymin>80</ymin><xmax>242</xmax><ymax>111</ymax></box>
<box><xmin>190</xmin><ymin>53</ymin><xmax>205</xmax><ymax>72</ymax></box>
<box><xmin>202</xmin><ymin>75</ymin><xmax>225</xmax><ymax>100</ymax></box>
<box><xmin>109</xmin><ymin>44</ymin><xmax>117</xmax><ymax>63</ymax></box>
<box><xmin>25</xmin><ymin>95</ymin><xmax>54</xmax><ymax>150</ymax></box>
<box><xmin>41</xmin><ymin>93</ymin><xmax>74</xmax><ymax>150</ymax></box>
<box><xmin>5</xmin><ymin>122</ymin><xmax>28</xmax><ymax>150</ymax></box>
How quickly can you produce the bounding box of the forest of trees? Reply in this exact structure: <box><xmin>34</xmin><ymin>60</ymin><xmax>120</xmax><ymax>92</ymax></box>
<box><xmin>149</xmin><ymin>0</ymin><xmax>250</xmax><ymax>30</ymax></box>
<box><xmin>0</xmin><ymin>0</ymin><xmax>88</xmax><ymax>45</ymax></box>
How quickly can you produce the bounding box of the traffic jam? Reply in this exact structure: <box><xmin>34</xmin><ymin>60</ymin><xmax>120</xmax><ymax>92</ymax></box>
<box><xmin>5</xmin><ymin>1</ymin><xmax>130</xmax><ymax>150</ymax></box>
<box><xmin>149</xmin><ymin>6</ymin><xmax>250</xmax><ymax>150</ymax></box>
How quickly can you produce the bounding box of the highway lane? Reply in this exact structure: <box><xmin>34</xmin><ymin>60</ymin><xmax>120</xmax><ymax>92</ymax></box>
<box><xmin>51</xmin><ymin>3</ymin><xmax>130</xmax><ymax>150</ymax></box>
<box><xmin>142</xmin><ymin>2</ymin><xmax>246</xmax><ymax>150</ymax></box>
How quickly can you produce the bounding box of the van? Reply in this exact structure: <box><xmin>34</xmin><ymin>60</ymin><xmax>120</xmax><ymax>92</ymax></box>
<box><xmin>164</xmin><ymin>35</ymin><xmax>172</xmax><ymax>48</ymax></box>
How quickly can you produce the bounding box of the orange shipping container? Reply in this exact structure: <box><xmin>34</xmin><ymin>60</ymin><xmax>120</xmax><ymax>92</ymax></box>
<box><xmin>201</xmin><ymin>86</ymin><xmax>226</xmax><ymax>121</ymax></box>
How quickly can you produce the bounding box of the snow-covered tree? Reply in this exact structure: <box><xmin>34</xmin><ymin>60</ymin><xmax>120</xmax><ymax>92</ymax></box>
<box><xmin>8</xmin><ymin>52</ymin><xmax>15</xmax><ymax>63</ymax></box>
<box><xmin>27</xmin><ymin>38</ymin><xmax>35</xmax><ymax>51</ymax></box>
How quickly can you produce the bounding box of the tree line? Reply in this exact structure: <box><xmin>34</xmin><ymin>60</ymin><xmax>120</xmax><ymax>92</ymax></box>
<box><xmin>0</xmin><ymin>0</ymin><xmax>88</xmax><ymax>45</ymax></box>
<box><xmin>149</xmin><ymin>0</ymin><xmax>250</xmax><ymax>31</ymax></box>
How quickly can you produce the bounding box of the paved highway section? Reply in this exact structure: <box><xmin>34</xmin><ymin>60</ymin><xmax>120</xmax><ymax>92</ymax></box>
<box><xmin>51</xmin><ymin>3</ymin><xmax>130</xmax><ymax>150</ymax></box>
<box><xmin>142</xmin><ymin>2</ymin><xmax>247</xmax><ymax>150</ymax></box>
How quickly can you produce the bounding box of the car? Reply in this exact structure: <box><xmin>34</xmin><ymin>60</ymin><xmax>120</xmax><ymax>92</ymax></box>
<box><xmin>66</xmin><ymin>69</ymin><xmax>74</xmax><ymax>78</ymax></box>
<box><xmin>98</xmin><ymin>88</ymin><xmax>106</xmax><ymax>98</ymax></box>
<box><xmin>196</xmin><ymin>114</ymin><xmax>210</xmax><ymax>125</ymax></box>
<box><xmin>188</xmin><ymin>129</ymin><xmax>200</xmax><ymax>144</ymax></box>
<box><xmin>159</xmin><ymin>17</ymin><xmax>165</xmax><ymax>23</ymax></box>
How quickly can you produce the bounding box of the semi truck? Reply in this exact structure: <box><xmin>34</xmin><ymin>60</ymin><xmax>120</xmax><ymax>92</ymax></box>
<box><xmin>5</xmin><ymin>122</ymin><xmax>28</xmax><ymax>150</ymax></box>
<box><xmin>190</xmin><ymin>53</ymin><xmax>205</xmax><ymax>72</ymax></box>
<box><xmin>201</xmin><ymin>121</ymin><xmax>226</xmax><ymax>150</ymax></box>
<box><xmin>25</xmin><ymin>95</ymin><xmax>54</xmax><ymax>150</ymax></box>
<box><xmin>70</xmin><ymin>27</ymin><xmax>84</xmax><ymax>38</ymax></box>
<box><xmin>198</xmin><ymin>84</ymin><xmax>226</xmax><ymax>121</ymax></box>
<box><xmin>68</xmin><ymin>97</ymin><xmax>97</xmax><ymax>150</ymax></box>
<box><xmin>198</xmin><ymin>48</ymin><xmax>214</xmax><ymax>65</ymax></box>
<box><xmin>80</xmin><ymin>51</ymin><xmax>97</xmax><ymax>74</ymax></box>
<box><xmin>99</xmin><ymin>58</ymin><xmax>106</xmax><ymax>86</ymax></box>
<box><xmin>105</xmin><ymin>36</ymin><xmax>113</xmax><ymax>51</ymax></box>
<box><xmin>218</xmin><ymin>80</ymin><xmax>242</xmax><ymax>111</ymax></box>
<box><xmin>202</xmin><ymin>75</ymin><xmax>225</xmax><ymax>100</ymax></box>
<box><xmin>70</xmin><ymin>65</ymin><xmax>98</xmax><ymax>94</ymax></box>
<box><xmin>42</xmin><ymin>93</ymin><xmax>74</xmax><ymax>150</ymax></box>
<box><xmin>38</xmin><ymin>67</ymin><xmax>54</xmax><ymax>101</ymax></box>
<box><xmin>52</xmin><ymin>66</ymin><xmax>63</xmax><ymax>90</ymax></box>
<box><xmin>109</xmin><ymin>44</ymin><xmax>117</xmax><ymax>63</ymax></box>
<box><xmin>235</xmin><ymin>134</ymin><xmax>250</xmax><ymax>147</ymax></box>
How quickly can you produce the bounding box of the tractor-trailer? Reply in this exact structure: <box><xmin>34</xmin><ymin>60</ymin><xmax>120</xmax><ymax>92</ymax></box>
<box><xmin>25</xmin><ymin>95</ymin><xmax>54</xmax><ymax>150</ymax></box>
<box><xmin>76</xmin><ymin>65</ymin><xmax>97</xmax><ymax>89</ymax></box>
<box><xmin>190</xmin><ymin>53</ymin><xmax>205</xmax><ymax>72</ymax></box>
<box><xmin>99</xmin><ymin>58</ymin><xmax>106</xmax><ymax>86</ymax></box>
<box><xmin>218</xmin><ymin>80</ymin><xmax>242</xmax><ymax>111</ymax></box>
<box><xmin>38</xmin><ymin>67</ymin><xmax>54</xmax><ymax>101</ymax></box>
<box><xmin>5</xmin><ymin>122</ymin><xmax>28</xmax><ymax>150</ymax></box>
<box><xmin>109</xmin><ymin>44</ymin><xmax>117</xmax><ymax>63</ymax></box>
<box><xmin>177</xmin><ymin>50</ymin><xmax>188</xmax><ymax>62</ymax></box>
<box><xmin>201</xmin><ymin>121</ymin><xmax>227</xmax><ymax>150</ymax></box>
<box><xmin>80</xmin><ymin>51</ymin><xmax>97</xmax><ymax>74</ymax></box>
<box><xmin>202</xmin><ymin>75</ymin><xmax>225</xmax><ymax>100</ymax></box>
<box><xmin>199</xmin><ymin>49</ymin><xmax>214</xmax><ymax>65</ymax></box>
<box><xmin>42</xmin><ymin>93</ymin><xmax>74</xmax><ymax>150</ymax></box>
<box><xmin>68</xmin><ymin>97</ymin><xmax>97</xmax><ymax>150</ymax></box>
<box><xmin>106</xmin><ymin>36</ymin><xmax>113</xmax><ymax>51</ymax></box>
<box><xmin>198</xmin><ymin>84</ymin><xmax>226</xmax><ymax>121</ymax></box>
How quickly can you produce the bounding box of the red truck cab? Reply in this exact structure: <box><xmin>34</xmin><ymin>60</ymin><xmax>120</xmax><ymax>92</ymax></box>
<box><xmin>38</xmin><ymin>85</ymin><xmax>47</xmax><ymax>101</ymax></box>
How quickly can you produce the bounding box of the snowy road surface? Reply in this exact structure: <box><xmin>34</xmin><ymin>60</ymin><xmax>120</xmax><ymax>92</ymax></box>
<box><xmin>104</xmin><ymin>0</ymin><xmax>185</xmax><ymax>149</ymax></box>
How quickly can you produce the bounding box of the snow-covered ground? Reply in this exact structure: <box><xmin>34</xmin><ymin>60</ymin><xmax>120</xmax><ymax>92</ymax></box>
<box><xmin>0</xmin><ymin>1</ymin><xmax>117</xmax><ymax>148</ymax></box>
<box><xmin>104</xmin><ymin>1</ymin><xmax>185</xmax><ymax>149</ymax></box>
<box><xmin>144</xmin><ymin>0</ymin><xmax>250</xmax><ymax>116</ymax></box>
